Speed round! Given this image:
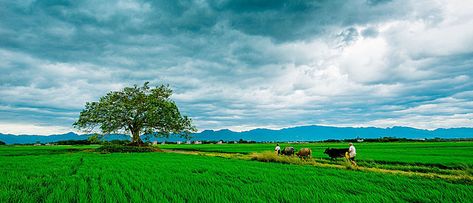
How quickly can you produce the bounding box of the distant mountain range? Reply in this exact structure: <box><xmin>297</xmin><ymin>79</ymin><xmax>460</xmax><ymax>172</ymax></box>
<box><xmin>1</xmin><ymin>125</ymin><xmax>473</xmax><ymax>144</ymax></box>
<box><xmin>0</xmin><ymin>132</ymin><xmax>130</xmax><ymax>145</ymax></box>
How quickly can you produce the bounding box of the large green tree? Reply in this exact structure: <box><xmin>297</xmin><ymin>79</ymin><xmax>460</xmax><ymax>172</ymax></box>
<box><xmin>73</xmin><ymin>82</ymin><xmax>196</xmax><ymax>145</ymax></box>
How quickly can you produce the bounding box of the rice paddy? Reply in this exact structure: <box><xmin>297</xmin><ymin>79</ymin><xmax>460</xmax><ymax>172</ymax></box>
<box><xmin>160</xmin><ymin>142</ymin><xmax>473</xmax><ymax>167</ymax></box>
<box><xmin>1</xmin><ymin>142</ymin><xmax>472</xmax><ymax>202</ymax></box>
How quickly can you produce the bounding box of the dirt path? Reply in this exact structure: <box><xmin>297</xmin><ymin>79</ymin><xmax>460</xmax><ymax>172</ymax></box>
<box><xmin>162</xmin><ymin>149</ymin><xmax>473</xmax><ymax>183</ymax></box>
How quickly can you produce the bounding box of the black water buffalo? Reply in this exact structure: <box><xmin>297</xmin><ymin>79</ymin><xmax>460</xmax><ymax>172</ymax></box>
<box><xmin>281</xmin><ymin>147</ymin><xmax>295</xmax><ymax>156</ymax></box>
<box><xmin>324</xmin><ymin>148</ymin><xmax>349</xmax><ymax>160</ymax></box>
<box><xmin>296</xmin><ymin>148</ymin><xmax>312</xmax><ymax>159</ymax></box>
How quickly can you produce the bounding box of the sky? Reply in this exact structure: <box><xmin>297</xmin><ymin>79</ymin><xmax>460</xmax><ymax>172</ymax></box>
<box><xmin>1</xmin><ymin>0</ymin><xmax>473</xmax><ymax>135</ymax></box>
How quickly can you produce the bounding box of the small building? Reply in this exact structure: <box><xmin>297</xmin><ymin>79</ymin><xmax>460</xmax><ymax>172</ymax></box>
<box><xmin>194</xmin><ymin>141</ymin><xmax>202</xmax><ymax>144</ymax></box>
<box><xmin>217</xmin><ymin>141</ymin><xmax>223</xmax><ymax>144</ymax></box>
<box><xmin>356</xmin><ymin>139</ymin><xmax>364</xmax><ymax>143</ymax></box>
<box><xmin>161</xmin><ymin>141</ymin><xmax>166</xmax><ymax>145</ymax></box>
<box><xmin>176</xmin><ymin>141</ymin><xmax>182</xmax><ymax>144</ymax></box>
<box><xmin>152</xmin><ymin>141</ymin><xmax>158</xmax><ymax>146</ymax></box>
<box><xmin>186</xmin><ymin>141</ymin><xmax>191</xmax><ymax>144</ymax></box>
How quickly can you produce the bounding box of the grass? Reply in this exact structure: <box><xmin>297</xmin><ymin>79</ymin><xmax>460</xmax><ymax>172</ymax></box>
<box><xmin>245</xmin><ymin>151</ymin><xmax>473</xmax><ymax>183</ymax></box>
<box><xmin>161</xmin><ymin>142</ymin><xmax>473</xmax><ymax>177</ymax></box>
<box><xmin>0</xmin><ymin>145</ymin><xmax>99</xmax><ymax>156</ymax></box>
<box><xmin>160</xmin><ymin>142</ymin><xmax>473</xmax><ymax>168</ymax></box>
<box><xmin>95</xmin><ymin>144</ymin><xmax>160</xmax><ymax>153</ymax></box>
<box><xmin>0</xmin><ymin>144</ymin><xmax>472</xmax><ymax>202</ymax></box>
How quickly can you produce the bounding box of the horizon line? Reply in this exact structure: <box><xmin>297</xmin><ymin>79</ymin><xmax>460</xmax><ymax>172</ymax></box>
<box><xmin>2</xmin><ymin>124</ymin><xmax>473</xmax><ymax>136</ymax></box>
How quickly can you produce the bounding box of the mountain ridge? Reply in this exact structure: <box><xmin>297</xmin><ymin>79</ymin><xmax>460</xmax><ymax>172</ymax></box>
<box><xmin>1</xmin><ymin>125</ymin><xmax>473</xmax><ymax>144</ymax></box>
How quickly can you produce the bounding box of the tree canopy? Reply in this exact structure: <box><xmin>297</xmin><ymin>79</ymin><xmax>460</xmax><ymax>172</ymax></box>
<box><xmin>73</xmin><ymin>82</ymin><xmax>196</xmax><ymax>144</ymax></box>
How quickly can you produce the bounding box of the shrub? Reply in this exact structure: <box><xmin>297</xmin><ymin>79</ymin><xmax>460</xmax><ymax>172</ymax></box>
<box><xmin>96</xmin><ymin>145</ymin><xmax>161</xmax><ymax>153</ymax></box>
<box><xmin>53</xmin><ymin>140</ymin><xmax>91</xmax><ymax>145</ymax></box>
<box><xmin>249</xmin><ymin>151</ymin><xmax>312</xmax><ymax>165</ymax></box>
<box><xmin>0</xmin><ymin>140</ymin><xmax>5</xmax><ymax>145</ymax></box>
<box><xmin>102</xmin><ymin>140</ymin><xmax>131</xmax><ymax>145</ymax></box>
<box><xmin>87</xmin><ymin>134</ymin><xmax>103</xmax><ymax>144</ymax></box>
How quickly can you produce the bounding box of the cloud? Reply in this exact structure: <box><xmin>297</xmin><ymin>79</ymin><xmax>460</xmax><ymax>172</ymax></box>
<box><xmin>0</xmin><ymin>122</ymin><xmax>72</xmax><ymax>135</ymax></box>
<box><xmin>0</xmin><ymin>0</ymin><xmax>472</xmax><ymax>134</ymax></box>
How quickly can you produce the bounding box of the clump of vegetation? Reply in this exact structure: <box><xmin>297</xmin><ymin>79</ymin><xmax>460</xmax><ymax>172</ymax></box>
<box><xmin>103</xmin><ymin>139</ymin><xmax>131</xmax><ymax>145</ymax></box>
<box><xmin>54</xmin><ymin>140</ymin><xmax>92</xmax><ymax>145</ymax></box>
<box><xmin>95</xmin><ymin>145</ymin><xmax>161</xmax><ymax>153</ymax></box>
<box><xmin>0</xmin><ymin>140</ymin><xmax>5</xmax><ymax>145</ymax></box>
<box><xmin>87</xmin><ymin>134</ymin><xmax>102</xmax><ymax>144</ymax></box>
<box><xmin>249</xmin><ymin>151</ymin><xmax>312</xmax><ymax>165</ymax></box>
<box><xmin>238</xmin><ymin>139</ymin><xmax>256</xmax><ymax>143</ymax></box>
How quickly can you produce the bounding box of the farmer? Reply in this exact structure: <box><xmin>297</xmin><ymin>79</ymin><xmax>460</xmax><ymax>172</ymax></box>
<box><xmin>275</xmin><ymin>144</ymin><xmax>281</xmax><ymax>155</ymax></box>
<box><xmin>348</xmin><ymin>143</ymin><xmax>357</xmax><ymax>166</ymax></box>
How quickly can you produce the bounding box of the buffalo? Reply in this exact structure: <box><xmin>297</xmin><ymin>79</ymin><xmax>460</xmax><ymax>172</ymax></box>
<box><xmin>296</xmin><ymin>148</ymin><xmax>312</xmax><ymax>159</ymax></box>
<box><xmin>281</xmin><ymin>147</ymin><xmax>295</xmax><ymax>156</ymax></box>
<box><xmin>324</xmin><ymin>148</ymin><xmax>349</xmax><ymax>160</ymax></box>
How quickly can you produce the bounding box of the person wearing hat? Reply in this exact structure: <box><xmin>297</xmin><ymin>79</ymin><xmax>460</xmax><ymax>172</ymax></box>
<box><xmin>348</xmin><ymin>143</ymin><xmax>357</xmax><ymax>166</ymax></box>
<box><xmin>275</xmin><ymin>143</ymin><xmax>281</xmax><ymax>155</ymax></box>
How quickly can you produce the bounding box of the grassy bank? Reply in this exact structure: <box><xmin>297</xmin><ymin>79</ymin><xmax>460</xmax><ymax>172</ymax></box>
<box><xmin>159</xmin><ymin>142</ymin><xmax>473</xmax><ymax>167</ymax></box>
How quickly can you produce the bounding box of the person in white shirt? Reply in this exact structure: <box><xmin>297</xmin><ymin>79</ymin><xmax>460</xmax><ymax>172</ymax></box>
<box><xmin>348</xmin><ymin>143</ymin><xmax>357</xmax><ymax>166</ymax></box>
<box><xmin>275</xmin><ymin>144</ymin><xmax>281</xmax><ymax>155</ymax></box>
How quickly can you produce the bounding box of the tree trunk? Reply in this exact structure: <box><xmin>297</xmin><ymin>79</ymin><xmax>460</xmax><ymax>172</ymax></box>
<box><xmin>131</xmin><ymin>129</ymin><xmax>143</xmax><ymax>146</ymax></box>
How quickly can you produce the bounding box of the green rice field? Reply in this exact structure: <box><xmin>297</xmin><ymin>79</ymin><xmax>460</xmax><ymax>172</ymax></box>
<box><xmin>1</xmin><ymin>142</ymin><xmax>472</xmax><ymax>202</ymax></box>
<box><xmin>160</xmin><ymin>142</ymin><xmax>473</xmax><ymax>168</ymax></box>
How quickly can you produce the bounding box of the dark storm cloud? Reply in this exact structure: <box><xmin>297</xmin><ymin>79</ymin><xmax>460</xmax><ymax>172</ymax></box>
<box><xmin>0</xmin><ymin>0</ymin><xmax>411</xmax><ymax>63</ymax></box>
<box><xmin>0</xmin><ymin>0</ymin><xmax>472</xmax><ymax>134</ymax></box>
